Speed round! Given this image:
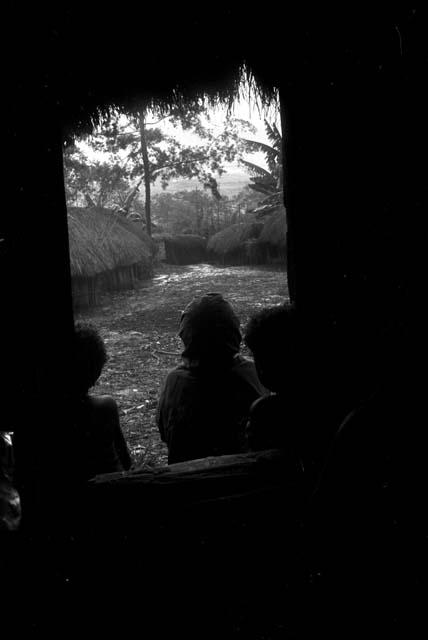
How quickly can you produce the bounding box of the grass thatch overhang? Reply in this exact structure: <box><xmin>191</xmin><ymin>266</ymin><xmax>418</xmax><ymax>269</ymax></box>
<box><xmin>60</xmin><ymin>67</ymin><xmax>278</xmax><ymax>145</ymax></box>
<box><xmin>208</xmin><ymin>222</ymin><xmax>263</xmax><ymax>256</ymax></box>
<box><xmin>67</xmin><ymin>207</ymin><xmax>153</xmax><ymax>278</ymax></box>
<box><xmin>259</xmin><ymin>209</ymin><xmax>287</xmax><ymax>248</ymax></box>
<box><xmin>12</xmin><ymin>7</ymin><xmax>411</xmax><ymax>143</ymax></box>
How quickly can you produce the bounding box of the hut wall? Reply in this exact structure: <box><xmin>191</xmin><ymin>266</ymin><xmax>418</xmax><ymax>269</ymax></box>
<box><xmin>244</xmin><ymin>240</ymin><xmax>267</xmax><ymax>265</ymax></box>
<box><xmin>208</xmin><ymin>248</ymin><xmax>284</xmax><ymax>267</ymax></box>
<box><xmin>72</xmin><ymin>261</ymin><xmax>153</xmax><ymax>310</ymax></box>
<box><xmin>208</xmin><ymin>241</ymin><xmax>268</xmax><ymax>266</ymax></box>
<box><xmin>104</xmin><ymin>266</ymin><xmax>135</xmax><ymax>291</ymax></box>
<box><xmin>208</xmin><ymin>248</ymin><xmax>244</xmax><ymax>266</ymax></box>
<box><xmin>263</xmin><ymin>244</ymin><xmax>286</xmax><ymax>266</ymax></box>
<box><xmin>164</xmin><ymin>238</ymin><xmax>207</xmax><ymax>265</ymax></box>
<box><xmin>207</xmin><ymin>223</ymin><xmax>266</xmax><ymax>266</ymax></box>
<box><xmin>72</xmin><ymin>276</ymin><xmax>99</xmax><ymax>310</ymax></box>
<box><xmin>155</xmin><ymin>240</ymin><xmax>166</xmax><ymax>261</ymax></box>
<box><xmin>132</xmin><ymin>263</ymin><xmax>148</xmax><ymax>280</ymax></box>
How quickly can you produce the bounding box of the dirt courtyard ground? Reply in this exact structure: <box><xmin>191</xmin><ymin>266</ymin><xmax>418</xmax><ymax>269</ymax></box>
<box><xmin>75</xmin><ymin>263</ymin><xmax>289</xmax><ymax>467</ymax></box>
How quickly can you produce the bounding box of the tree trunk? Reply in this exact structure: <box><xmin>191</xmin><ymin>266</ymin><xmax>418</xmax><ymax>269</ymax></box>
<box><xmin>85</xmin><ymin>193</ymin><xmax>95</xmax><ymax>207</ymax></box>
<box><xmin>195</xmin><ymin>201</ymin><xmax>203</xmax><ymax>235</ymax></box>
<box><xmin>139</xmin><ymin>110</ymin><xmax>152</xmax><ymax>236</ymax></box>
<box><xmin>122</xmin><ymin>176</ymin><xmax>144</xmax><ymax>215</ymax></box>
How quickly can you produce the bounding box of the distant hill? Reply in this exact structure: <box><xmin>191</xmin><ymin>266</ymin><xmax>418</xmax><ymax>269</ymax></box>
<box><xmin>152</xmin><ymin>167</ymin><xmax>250</xmax><ymax>198</ymax></box>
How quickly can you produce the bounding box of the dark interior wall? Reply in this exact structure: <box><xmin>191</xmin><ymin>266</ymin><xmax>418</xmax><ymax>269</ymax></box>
<box><xmin>284</xmin><ymin>36</ymin><xmax>411</xmax><ymax>315</ymax></box>
<box><xmin>282</xmin><ymin>15</ymin><xmax>426</xmax><ymax>417</ymax></box>
<box><xmin>2</xmin><ymin>75</ymin><xmax>74</xmax><ymax>421</ymax></box>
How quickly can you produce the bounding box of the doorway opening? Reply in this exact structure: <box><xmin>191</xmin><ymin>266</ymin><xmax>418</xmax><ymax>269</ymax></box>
<box><xmin>63</xmin><ymin>78</ymin><xmax>288</xmax><ymax>466</ymax></box>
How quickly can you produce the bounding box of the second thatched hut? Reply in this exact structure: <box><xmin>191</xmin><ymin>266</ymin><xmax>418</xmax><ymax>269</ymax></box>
<box><xmin>207</xmin><ymin>222</ymin><xmax>264</xmax><ymax>265</ymax></box>
<box><xmin>67</xmin><ymin>206</ymin><xmax>154</xmax><ymax>309</ymax></box>
<box><xmin>155</xmin><ymin>234</ymin><xmax>207</xmax><ymax>265</ymax></box>
<box><xmin>258</xmin><ymin>209</ymin><xmax>287</xmax><ymax>264</ymax></box>
<box><xmin>207</xmin><ymin>207</ymin><xmax>286</xmax><ymax>267</ymax></box>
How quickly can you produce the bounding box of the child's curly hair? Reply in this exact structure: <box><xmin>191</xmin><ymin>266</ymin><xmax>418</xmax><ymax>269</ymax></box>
<box><xmin>244</xmin><ymin>304</ymin><xmax>297</xmax><ymax>355</ymax></box>
<box><xmin>244</xmin><ymin>304</ymin><xmax>298</xmax><ymax>392</ymax></box>
<box><xmin>72</xmin><ymin>322</ymin><xmax>107</xmax><ymax>394</ymax></box>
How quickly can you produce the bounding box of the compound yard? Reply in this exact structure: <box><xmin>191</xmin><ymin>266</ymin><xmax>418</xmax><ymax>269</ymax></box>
<box><xmin>75</xmin><ymin>263</ymin><xmax>289</xmax><ymax>467</ymax></box>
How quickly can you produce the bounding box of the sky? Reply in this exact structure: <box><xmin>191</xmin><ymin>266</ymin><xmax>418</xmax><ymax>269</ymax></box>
<box><xmin>150</xmin><ymin>95</ymin><xmax>280</xmax><ymax>165</ymax></box>
<box><xmin>149</xmin><ymin>98</ymin><xmax>280</xmax><ymax>195</ymax></box>
<box><xmin>77</xmin><ymin>87</ymin><xmax>281</xmax><ymax>196</ymax></box>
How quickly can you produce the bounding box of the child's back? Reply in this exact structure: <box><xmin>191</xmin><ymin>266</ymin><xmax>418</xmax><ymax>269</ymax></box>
<box><xmin>244</xmin><ymin>305</ymin><xmax>304</xmax><ymax>471</ymax></box>
<box><xmin>69</xmin><ymin>393</ymin><xmax>131</xmax><ymax>479</ymax></box>
<box><xmin>13</xmin><ymin>322</ymin><xmax>131</xmax><ymax>525</ymax></box>
<box><xmin>68</xmin><ymin>322</ymin><xmax>131</xmax><ymax>478</ymax></box>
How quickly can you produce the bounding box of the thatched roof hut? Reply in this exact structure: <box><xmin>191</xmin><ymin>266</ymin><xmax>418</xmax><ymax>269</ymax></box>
<box><xmin>152</xmin><ymin>232</ymin><xmax>207</xmax><ymax>264</ymax></box>
<box><xmin>207</xmin><ymin>222</ymin><xmax>263</xmax><ymax>265</ymax></box>
<box><xmin>259</xmin><ymin>208</ymin><xmax>287</xmax><ymax>247</ymax></box>
<box><xmin>67</xmin><ymin>207</ymin><xmax>153</xmax><ymax>276</ymax></box>
<box><xmin>163</xmin><ymin>234</ymin><xmax>207</xmax><ymax>265</ymax></box>
<box><xmin>258</xmin><ymin>208</ymin><xmax>287</xmax><ymax>264</ymax></box>
<box><xmin>67</xmin><ymin>206</ymin><xmax>154</xmax><ymax>307</ymax></box>
<box><xmin>207</xmin><ymin>212</ymin><xmax>286</xmax><ymax>266</ymax></box>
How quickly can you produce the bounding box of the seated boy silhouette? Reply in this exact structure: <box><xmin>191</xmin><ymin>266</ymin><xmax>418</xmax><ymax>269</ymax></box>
<box><xmin>12</xmin><ymin>322</ymin><xmax>131</xmax><ymax>530</ymax></box>
<box><xmin>14</xmin><ymin>322</ymin><xmax>131</xmax><ymax>488</ymax></box>
<box><xmin>244</xmin><ymin>304</ymin><xmax>304</xmax><ymax>476</ymax></box>
<box><xmin>156</xmin><ymin>293</ymin><xmax>265</xmax><ymax>464</ymax></box>
<box><xmin>67</xmin><ymin>322</ymin><xmax>132</xmax><ymax>479</ymax></box>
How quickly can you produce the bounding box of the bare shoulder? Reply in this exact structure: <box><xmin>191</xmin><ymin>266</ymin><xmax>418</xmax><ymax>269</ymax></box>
<box><xmin>233</xmin><ymin>356</ymin><xmax>265</xmax><ymax>386</ymax></box>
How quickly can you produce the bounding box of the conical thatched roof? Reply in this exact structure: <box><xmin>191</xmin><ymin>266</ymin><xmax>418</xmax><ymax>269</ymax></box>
<box><xmin>259</xmin><ymin>209</ymin><xmax>287</xmax><ymax>247</ymax></box>
<box><xmin>67</xmin><ymin>207</ymin><xmax>153</xmax><ymax>278</ymax></box>
<box><xmin>207</xmin><ymin>222</ymin><xmax>263</xmax><ymax>256</ymax></box>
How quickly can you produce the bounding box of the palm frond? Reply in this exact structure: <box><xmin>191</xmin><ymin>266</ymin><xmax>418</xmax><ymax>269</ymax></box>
<box><xmin>263</xmin><ymin>120</ymin><xmax>282</xmax><ymax>150</ymax></box>
<box><xmin>272</xmin><ymin>122</ymin><xmax>282</xmax><ymax>144</ymax></box>
<box><xmin>240</xmin><ymin>137</ymin><xmax>280</xmax><ymax>159</ymax></box>
<box><xmin>240</xmin><ymin>159</ymin><xmax>273</xmax><ymax>180</ymax></box>
<box><xmin>248</xmin><ymin>183</ymin><xmax>275</xmax><ymax>196</ymax></box>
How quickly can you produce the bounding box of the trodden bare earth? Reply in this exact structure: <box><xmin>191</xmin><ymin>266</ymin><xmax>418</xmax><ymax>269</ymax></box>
<box><xmin>75</xmin><ymin>263</ymin><xmax>289</xmax><ymax>467</ymax></box>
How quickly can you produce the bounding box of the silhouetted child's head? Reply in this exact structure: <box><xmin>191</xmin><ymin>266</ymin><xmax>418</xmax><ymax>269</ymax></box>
<box><xmin>71</xmin><ymin>322</ymin><xmax>107</xmax><ymax>395</ymax></box>
<box><xmin>178</xmin><ymin>292</ymin><xmax>241</xmax><ymax>366</ymax></box>
<box><xmin>244</xmin><ymin>304</ymin><xmax>298</xmax><ymax>393</ymax></box>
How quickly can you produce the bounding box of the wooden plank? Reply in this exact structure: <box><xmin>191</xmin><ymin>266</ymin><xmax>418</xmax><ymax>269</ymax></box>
<box><xmin>90</xmin><ymin>449</ymin><xmax>290</xmax><ymax>488</ymax></box>
<box><xmin>85</xmin><ymin>450</ymin><xmax>303</xmax><ymax>537</ymax></box>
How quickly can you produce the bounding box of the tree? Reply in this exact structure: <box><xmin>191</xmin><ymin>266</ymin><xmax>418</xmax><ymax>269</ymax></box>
<box><xmin>239</xmin><ymin>120</ymin><xmax>283</xmax><ymax>204</ymax></box>
<box><xmin>63</xmin><ymin>145</ymin><xmax>130</xmax><ymax>209</ymax></box>
<box><xmin>72</xmin><ymin>104</ymin><xmax>255</xmax><ymax>235</ymax></box>
<box><xmin>152</xmin><ymin>190</ymin><xmax>222</xmax><ymax>236</ymax></box>
<box><xmin>151</xmin><ymin>187</ymin><xmax>266</xmax><ymax>238</ymax></box>
<box><xmin>232</xmin><ymin>185</ymin><xmax>266</xmax><ymax>215</ymax></box>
